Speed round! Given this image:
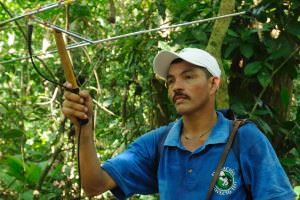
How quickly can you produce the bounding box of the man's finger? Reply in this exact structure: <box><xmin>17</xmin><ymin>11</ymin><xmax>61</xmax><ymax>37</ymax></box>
<box><xmin>62</xmin><ymin>107</ymin><xmax>88</xmax><ymax>120</ymax></box>
<box><xmin>64</xmin><ymin>91</ymin><xmax>85</xmax><ymax>103</ymax></box>
<box><xmin>63</xmin><ymin>100</ymin><xmax>88</xmax><ymax>113</ymax></box>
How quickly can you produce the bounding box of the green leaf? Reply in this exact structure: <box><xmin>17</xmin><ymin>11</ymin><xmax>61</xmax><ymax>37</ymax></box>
<box><xmin>158</xmin><ymin>41</ymin><xmax>172</xmax><ymax>50</ymax></box>
<box><xmin>264</xmin><ymin>62</ymin><xmax>273</xmax><ymax>70</ymax></box>
<box><xmin>240</xmin><ymin>29</ymin><xmax>252</xmax><ymax>41</ymax></box>
<box><xmin>296</xmin><ymin>107</ymin><xmax>300</xmax><ymax>126</ymax></box>
<box><xmin>257</xmin><ymin>70</ymin><xmax>272</xmax><ymax>88</ymax></box>
<box><xmin>294</xmin><ymin>186</ymin><xmax>300</xmax><ymax>198</ymax></box>
<box><xmin>269</xmin><ymin>48</ymin><xmax>291</xmax><ymax>60</ymax></box>
<box><xmin>227</xmin><ymin>29</ymin><xmax>239</xmax><ymax>37</ymax></box>
<box><xmin>70</xmin><ymin>4</ymin><xmax>90</xmax><ymax>19</ymax></box>
<box><xmin>231</xmin><ymin>102</ymin><xmax>247</xmax><ymax>115</ymax></box>
<box><xmin>1</xmin><ymin>129</ymin><xmax>24</xmax><ymax>139</ymax></box>
<box><xmin>5</xmin><ymin>156</ymin><xmax>25</xmax><ymax>180</ymax></box>
<box><xmin>19</xmin><ymin>190</ymin><xmax>34</xmax><ymax>200</ymax></box>
<box><xmin>255</xmin><ymin>118</ymin><xmax>273</xmax><ymax>135</ymax></box>
<box><xmin>156</xmin><ymin>0</ymin><xmax>167</xmax><ymax>20</ymax></box>
<box><xmin>173</xmin><ymin>32</ymin><xmax>189</xmax><ymax>45</ymax></box>
<box><xmin>224</xmin><ymin>43</ymin><xmax>238</xmax><ymax>58</ymax></box>
<box><xmin>103</xmin><ymin>99</ymin><xmax>112</xmax><ymax>107</ymax></box>
<box><xmin>0</xmin><ymin>102</ymin><xmax>9</xmax><ymax>114</ymax></box>
<box><xmin>25</xmin><ymin>163</ymin><xmax>42</xmax><ymax>185</ymax></box>
<box><xmin>268</xmin><ymin>36</ymin><xmax>293</xmax><ymax>60</ymax></box>
<box><xmin>289</xmin><ymin>148</ymin><xmax>299</xmax><ymax>157</ymax></box>
<box><xmin>241</xmin><ymin>44</ymin><xmax>254</xmax><ymax>58</ymax></box>
<box><xmin>280</xmin><ymin>158</ymin><xmax>298</xmax><ymax>167</ymax></box>
<box><xmin>244</xmin><ymin>61</ymin><xmax>263</xmax><ymax>76</ymax></box>
<box><xmin>292</xmin><ymin>1</ymin><xmax>300</xmax><ymax>9</ymax></box>
<box><xmin>40</xmin><ymin>193</ymin><xmax>57</xmax><ymax>200</ymax></box>
<box><xmin>253</xmin><ymin>109</ymin><xmax>270</xmax><ymax>116</ymax></box>
<box><xmin>192</xmin><ymin>29</ymin><xmax>207</xmax><ymax>42</ymax></box>
<box><xmin>0</xmin><ymin>170</ymin><xmax>15</xmax><ymax>186</ymax></box>
<box><xmin>287</xmin><ymin>21</ymin><xmax>300</xmax><ymax>36</ymax></box>
<box><xmin>280</xmin><ymin>86</ymin><xmax>290</xmax><ymax>108</ymax></box>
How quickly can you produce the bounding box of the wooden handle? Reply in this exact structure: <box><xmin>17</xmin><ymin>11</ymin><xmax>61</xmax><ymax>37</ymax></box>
<box><xmin>54</xmin><ymin>30</ymin><xmax>89</xmax><ymax>125</ymax></box>
<box><xmin>53</xmin><ymin>30</ymin><xmax>78</xmax><ymax>88</ymax></box>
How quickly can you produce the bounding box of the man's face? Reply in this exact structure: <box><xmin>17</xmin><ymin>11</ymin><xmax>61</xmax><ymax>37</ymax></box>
<box><xmin>166</xmin><ymin>60</ymin><xmax>219</xmax><ymax>116</ymax></box>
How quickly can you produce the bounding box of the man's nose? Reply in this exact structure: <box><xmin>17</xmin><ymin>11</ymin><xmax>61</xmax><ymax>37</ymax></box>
<box><xmin>171</xmin><ymin>78</ymin><xmax>184</xmax><ymax>91</ymax></box>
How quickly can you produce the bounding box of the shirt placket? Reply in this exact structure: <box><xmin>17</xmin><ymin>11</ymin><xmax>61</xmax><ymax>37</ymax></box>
<box><xmin>184</xmin><ymin>153</ymin><xmax>200</xmax><ymax>191</ymax></box>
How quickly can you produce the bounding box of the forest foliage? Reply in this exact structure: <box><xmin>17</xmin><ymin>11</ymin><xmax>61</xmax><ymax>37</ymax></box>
<box><xmin>0</xmin><ymin>0</ymin><xmax>300</xmax><ymax>199</ymax></box>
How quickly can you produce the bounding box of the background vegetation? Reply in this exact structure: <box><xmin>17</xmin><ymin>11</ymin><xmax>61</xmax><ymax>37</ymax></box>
<box><xmin>0</xmin><ymin>0</ymin><xmax>299</xmax><ymax>199</ymax></box>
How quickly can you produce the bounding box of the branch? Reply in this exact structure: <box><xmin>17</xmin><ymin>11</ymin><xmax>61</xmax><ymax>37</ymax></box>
<box><xmin>1</xmin><ymin>178</ymin><xmax>17</xmax><ymax>192</ymax></box>
<box><xmin>93</xmin><ymin>99</ymin><xmax>117</xmax><ymax>117</ymax></box>
<box><xmin>37</xmin><ymin>87</ymin><xmax>59</xmax><ymax>105</ymax></box>
<box><xmin>250</xmin><ymin>45</ymin><xmax>300</xmax><ymax>115</ymax></box>
<box><xmin>35</xmin><ymin>118</ymin><xmax>68</xmax><ymax>193</ymax></box>
<box><xmin>108</xmin><ymin>0</ymin><xmax>116</xmax><ymax>23</ymax></box>
<box><xmin>35</xmin><ymin>143</ymin><xmax>63</xmax><ymax>192</ymax></box>
<box><xmin>122</xmin><ymin>83</ymin><xmax>130</xmax><ymax>125</ymax></box>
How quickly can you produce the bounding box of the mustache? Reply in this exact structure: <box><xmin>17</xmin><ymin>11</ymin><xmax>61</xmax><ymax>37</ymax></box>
<box><xmin>172</xmin><ymin>91</ymin><xmax>190</xmax><ymax>103</ymax></box>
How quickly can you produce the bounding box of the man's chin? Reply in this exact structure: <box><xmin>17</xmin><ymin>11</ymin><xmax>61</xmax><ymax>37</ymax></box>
<box><xmin>175</xmin><ymin>106</ymin><xmax>189</xmax><ymax>116</ymax></box>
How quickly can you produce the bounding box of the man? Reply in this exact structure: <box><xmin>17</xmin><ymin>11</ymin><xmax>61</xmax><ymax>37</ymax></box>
<box><xmin>62</xmin><ymin>48</ymin><xmax>296</xmax><ymax>199</ymax></box>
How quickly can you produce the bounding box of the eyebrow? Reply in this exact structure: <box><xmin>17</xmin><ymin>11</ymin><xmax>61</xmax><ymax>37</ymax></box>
<box><xmin>181</xmin><ymin>68</ymin><xmax>195</xmax><ymax>74</ymax></box>
<box><xmin>167</xmin><ymin>68</ymin><xmax>196</xmax><ymax>79</ymax></box>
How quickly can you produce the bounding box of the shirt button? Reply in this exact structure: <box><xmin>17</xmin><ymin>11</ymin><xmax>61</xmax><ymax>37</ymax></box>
<box><xmin>188</xmin><ymin>169</ymin><xmax>193</xmax><ymax>173</ymax></box>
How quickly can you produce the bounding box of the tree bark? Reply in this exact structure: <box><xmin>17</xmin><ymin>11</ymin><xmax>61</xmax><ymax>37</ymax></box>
<box><xmin>150</xmin><ymin>78</ymin><xmax>171</xmax><ymax>127</ymax></box>
<box><xmin>206</xmin><ymin>0</ymin><xmax>235</xmax><ymax>108</ymax></box>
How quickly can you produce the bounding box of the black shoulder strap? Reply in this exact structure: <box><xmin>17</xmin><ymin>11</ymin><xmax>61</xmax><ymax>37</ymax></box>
<box><xmin>205</xmin><ymin>119</ymin><xmax>247</xmax><ymax>200</ymax></box>
<box><xmin>232</xmin><ymin>120</ymin><xmax>253</xmax><ymax>200</ymax></box>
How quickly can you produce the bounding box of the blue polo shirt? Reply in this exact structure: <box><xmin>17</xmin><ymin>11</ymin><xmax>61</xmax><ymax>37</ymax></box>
<box><xmin>102</xmin><ymin>112</ymin><xmax>296</xmax><ymax>199</ymax></box>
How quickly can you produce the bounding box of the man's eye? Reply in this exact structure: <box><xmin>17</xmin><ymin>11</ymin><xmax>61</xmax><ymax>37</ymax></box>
<box><xmin>185</xmin><ymin>75</ymin><xmax>193</xmax><ymax>79</ymax></box>
<box><xmin>167</xmin><ymin>79</ymin><xmax>174</xmax><ymax>85</ymax></box>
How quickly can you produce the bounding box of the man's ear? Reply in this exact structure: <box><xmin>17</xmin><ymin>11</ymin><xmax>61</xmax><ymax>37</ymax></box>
<box><xmin>209</xmin><ymin>77</ymin><xmax>221</xmax><ymax>94</ymax></box>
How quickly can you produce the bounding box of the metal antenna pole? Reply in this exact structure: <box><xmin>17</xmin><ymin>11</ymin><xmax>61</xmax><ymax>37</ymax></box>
<box><xmin>68</xmin><ymin>11</ymin><xmax>246</xmax><ymax>50</ymax></box>
<box><xmin>33</xmin><ymin>18</ymin><xmax>93</xmax><ymax>43</ymax></box>
<box><xmin>91</xmin><ymin>11</ymin><xmax>246</xmax><ymax>45</ymax></box>
<box><xmin>0</xmin><ymin>11</ymin><xmax>247</xmax><ymax>64</ymax></box>
<box><xmin>0</xmin><ymin>0</ymin><xmax>76</xmax><ymax>27</ymax></box>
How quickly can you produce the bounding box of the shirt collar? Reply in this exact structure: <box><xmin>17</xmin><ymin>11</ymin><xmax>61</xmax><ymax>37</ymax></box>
<box><xmin>163</xmin><ymin>111</ymin><xmax>232</xmax><ymax>149</ymax></box>
<box><xmin>205</xmin><ymin>111</ymin><xmax>231</xmax><ymax>145</ymax></box>
<box><xmin>163</xmin><ymin>118</ymin><xmax>183</xmax><ymax>148</ymax></box>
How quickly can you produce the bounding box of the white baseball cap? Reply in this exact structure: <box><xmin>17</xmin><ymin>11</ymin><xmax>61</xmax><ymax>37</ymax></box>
<box><xmin>153</xmin><ymin>48</ymin><xmax>221</xmax><ymax>80</ymax></box>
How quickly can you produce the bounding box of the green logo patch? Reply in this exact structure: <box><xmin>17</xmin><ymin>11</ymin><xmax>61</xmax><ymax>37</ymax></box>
<box><xmin>216</xmin><ymin>170</ymin><xmax>233</xmax><ymax>190</ymax></box>
<box><xmin>212</xmin><ymin>167</ymin><xmax>237</xmax><ymax>195</ymax></box>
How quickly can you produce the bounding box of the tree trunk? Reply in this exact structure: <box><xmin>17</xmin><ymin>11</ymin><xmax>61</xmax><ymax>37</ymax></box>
<box><xmin>150</xmin><ymin>78</ymin><xmax>172</xmax><ymax>127</ymax></box>
<box><xmin>206</xmin><ymin>0</ymin><xmax>235</xmax><ymax>108</ymax></box>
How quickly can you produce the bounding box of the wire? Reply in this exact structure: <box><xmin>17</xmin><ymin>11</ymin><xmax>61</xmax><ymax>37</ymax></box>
<box><xmin>77</xmin><ymin>125</ymin><xmax>82</xmax><ymax>200</ymax></box>
<box><xmin>28</xmin><ymin>23</ymin><xmax>84</xmax><ymax>199</ymax></box>
<box><xmin>27</xmin><ymin>23</ymin><xmax>66</xmax><ymax>88</ymax></box>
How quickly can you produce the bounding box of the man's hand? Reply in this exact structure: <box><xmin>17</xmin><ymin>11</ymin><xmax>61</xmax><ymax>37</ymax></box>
<box><xmin>62</xmin><ymin>82</ymin><xmax>116</xmax><ymax>196</ymax></box>
<box><xmin>62</xmin><ymin>82</ymin><xmax>93</xmax><ymax>131</ymax></box>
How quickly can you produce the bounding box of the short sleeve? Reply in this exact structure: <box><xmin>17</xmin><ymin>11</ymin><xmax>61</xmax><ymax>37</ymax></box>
<box><xmin>238</xmin><ymin>123</ymin><xmax>296</xmax><ymax>200</ymax></box>
<box><xmin>102</xmin><ymin>126</ymin><xmax>168</xmax><ymax>199</ymax></box>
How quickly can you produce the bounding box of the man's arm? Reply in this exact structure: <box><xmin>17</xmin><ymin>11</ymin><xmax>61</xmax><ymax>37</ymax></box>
<box><xmin>62</xmin><ymin>83</ymin><xmax>116</xmax><ymax>197</ymax></box>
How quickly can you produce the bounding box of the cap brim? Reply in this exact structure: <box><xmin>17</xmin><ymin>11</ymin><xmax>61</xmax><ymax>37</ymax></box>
<box><xmin>153</xmin><ymin>50</ymin><xmax>179</xmax><ymax>80</ymax></box>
